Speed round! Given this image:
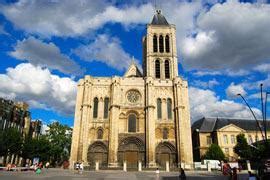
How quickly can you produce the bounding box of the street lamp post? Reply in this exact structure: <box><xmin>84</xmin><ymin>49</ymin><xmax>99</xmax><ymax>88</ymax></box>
<box><xmin>265</xmin><ymin>92</ymin><xmax>270</xmax><ymax>140</ymax></box>
<box><xmin>237</xmin><ymin>93</ymin><xmax>265</xmax><ymax>140</ymax></box>
<box><xmin>260</xmin><ymin>84</ymin><xmax>266</xmax><ymax>141</ymax></box>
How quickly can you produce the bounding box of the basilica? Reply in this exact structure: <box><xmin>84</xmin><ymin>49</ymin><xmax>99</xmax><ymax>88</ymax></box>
<box><xmin>70</xmin><ymin>10</ymin><xmax>193</xmax><ymax>169</ymax></box>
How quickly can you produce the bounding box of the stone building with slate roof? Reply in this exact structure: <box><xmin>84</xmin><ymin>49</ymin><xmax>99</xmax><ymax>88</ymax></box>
<box><xmin>70</xmin><ymin>10</ymin><xmax>193</xmax><ymax>169</ymax></box>
<box><xmin>192</xmin><ymin>117</ymin><xmax>270</xmax><ymax>161</ymax></box>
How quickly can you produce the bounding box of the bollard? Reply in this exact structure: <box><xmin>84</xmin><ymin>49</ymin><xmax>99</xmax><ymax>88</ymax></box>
<box><xmin>95</xmin><ymin>161</ymin><xmax>99</xmax><ymax>171</ymax></box>
<box><xmin>247</xmin><ymin>160</ymin><xmax>251</xmax><ymax>171</ymax></box>
<box><xmin>138</xmin><ymin>161</ymin><xmax>142</xmax><ymax>171</ymax></box>
<box><xmin>207</xmin><ymin>162</ymin><xmax>211</xmax><ymax>172</ymax></box>
<box><xmin>166</xmin><ymin>161</ymin><xmax>170</xmax><ymax>172</ymax></box>
<box><xmin>123</xmin><ymin>161</ymin><xmax>127</xmax><ymax>172</ymax></box>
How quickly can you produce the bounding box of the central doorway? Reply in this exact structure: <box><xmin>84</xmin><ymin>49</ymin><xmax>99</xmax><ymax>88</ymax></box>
<box><xmin>118</xmin><ymin>136</ymin><xmax>145</xmax><ymax>169</ymax></box>
<box><xmin>125</xmin><ymin>151</ymin><xmax>138</xmax><ymax>168</ymax></box>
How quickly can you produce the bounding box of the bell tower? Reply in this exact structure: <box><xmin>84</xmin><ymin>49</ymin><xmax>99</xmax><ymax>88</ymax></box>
<box><xmin>143</xmin><ymin>10</ymin><xmax>178</xmax><ymax>79</ymax></box>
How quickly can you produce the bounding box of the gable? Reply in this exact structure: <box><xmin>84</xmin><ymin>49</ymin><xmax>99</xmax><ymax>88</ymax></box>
<box><xmin>124</xmin><ymin>63</ymin><xmax>142</xmax><ymax>77</ymax></box>
<box><xmin>218</xmin><ymin>124</ymin><xmax>245</xmax><ymax>132</ymax></box>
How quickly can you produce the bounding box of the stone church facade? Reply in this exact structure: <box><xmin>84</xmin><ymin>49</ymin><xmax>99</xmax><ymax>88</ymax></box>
<box><xmin>70</xmin><ymin>10</ymin><xmax>193</xmax><ymax>169</ymax></box>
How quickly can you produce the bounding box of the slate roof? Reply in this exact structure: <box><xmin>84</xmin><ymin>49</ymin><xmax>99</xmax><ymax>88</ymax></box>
<box><xmin>192</xmin><ymin>117</ymin><xmax>270</xmax><ymax>132</ymax></box>
<box><xmin>151</xmin><ymin>10</ymin><xmax>169</xmax><ymax>25</ymax></box>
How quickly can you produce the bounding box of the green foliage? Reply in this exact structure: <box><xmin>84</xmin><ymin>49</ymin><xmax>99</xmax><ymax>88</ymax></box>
<box><xmin>234</xmin><ymin>134</ymin><xmax>252</xmax><ymax>160</ymax></box>
<box><xmin>0</xmin><ymin>122</ymin><xmax>72</xmax><ymax>166</ymax></box>
<box><xmin>204</xmin><ymin>144</ymin><xmax>225</xmax><ymax>161</ymax></box>
<box><xmin>0</xmin><ymin>127</ymin><xmax>23</xmax><ymax>157</ymax></box>
<box><xmin>21</xmin><ymin>135</ymin><xmax>51</xmax><ymax>163</ymax></box>
<box><xmin>46</xmin><ymin>122</ymin><xmax>72</xmax><ymax>166</ymax></box>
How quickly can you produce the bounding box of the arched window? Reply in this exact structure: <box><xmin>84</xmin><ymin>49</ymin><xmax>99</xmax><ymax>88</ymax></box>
<box><xmin>97</xmin><ymin>129</ymin><xmax>103</xmax><ymax>139</ymax></box>
<box><xmin>155</xmin><ymin>60</ymin><xmax>160</xmax><ymax>78</ymax></box>
<box><xmin>163</xmin><ymin>128</ymin><xmax>168</xmax><ymax>139</ymax></box>
<box><xmin>153</xmin><ymin>35</ymin><xmax>158</xmax><ymax>52</ymax></box>
<box><xmin>167</xmin><ymin>98</ymin><xmax>172</xmax><ymax>119</ymax></box>
<box><xmin>93</xmin><ymin>97</ymin><xmax>99</xmax><ymax>118</ymax></box>
<box><xmin>128</xmin><ymin>114</ymin><xmax>136</xmax><ymax>132</ymax></box>
<box><xmin>165</xmin><ymin>60</ymin><xmax>170</xmax><ymax>79</ymax></box>
<box><xmin>165</xmin><ymin>35</ymin><xmax>170</xmax><ymax>52</ymax></box>
<box><xmin>103</xmin><ymin>97</ymin><xmax>109</xmax><ymax>119</ymax></box>
<box><xmin>157</xmin><ymin>98</ymin><xmax>162</xmax><ymax>119</ymax></box>
<box><xmin>159</xmin><ymin>35</ymin><xmax>164</xmax><ymax>53</ymax></box>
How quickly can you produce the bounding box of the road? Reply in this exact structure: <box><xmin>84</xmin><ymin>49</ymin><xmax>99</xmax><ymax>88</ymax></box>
<box><xmin>0</xmin><ymin>169</ymin><xmax>250</xmax><ymax>180</ymax></box>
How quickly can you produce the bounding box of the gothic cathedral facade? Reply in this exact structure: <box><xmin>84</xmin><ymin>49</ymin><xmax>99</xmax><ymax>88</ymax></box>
<box><xmin>70</xmin><ymin>10</ymin><xmax>193</xmax><ymax>169</ymax></box>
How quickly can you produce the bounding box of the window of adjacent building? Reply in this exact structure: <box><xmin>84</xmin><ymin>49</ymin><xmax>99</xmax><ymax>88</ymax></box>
<box><xmin>167</xmin><ymin>98</ymin><xmax>172</xmax><ymax>119</ymax></box>
<box><xmin>223</xmin><ymin>135</ymin><xmax>228</xmax><ymax>144</ymax></box>
<box><xmin>97</xmin><ymin>129</ymin><xmax>103</xmax><ymax>139</ymax></box>
<box><xmin>128</xmin><ymin>114</ymin><xmax>136</xmax><ymax>132</ymax></box>
<box><xmin>165</xmin><ymin>35</ymin><xmax>170</xmax><ymax>53</ymax></box>
<box><xmin>231</xmin><ymin>135</ymin><xmax>236</xmax><ymax>144</ymax></box>
<box><xmin>224</xmin><ymin>148</ymin><xmax>229</xmax><ymax>155</ymax></box>
<box><xmin>207</xmin><ymin>136</ymin><xmax>212</xmax><ymax>145</ymax></box>
<box><xmin>248</xmin><ymin>135</ymin><xmax>253</xmax><ymax>144</ymax></box>
<box><xmin>103</xmin><ymin>97</ymin><xmax>109</xmax><ymax>119</ymax></box>
<box><xmin>153</xmin><ymin>35</ymin><xmax>158</xmax><ymax>52</ymax></box>
<box><xmin>157</xmin><ymin>98</ymin><xmax>162</xmax><ymax>119</ymax></box>
<box><xmin>163</xmin><ymin>128</ymin><xmax>169</xmax><ymax>139</ymax></box>
<box><xmin>159</xmin><ymin>35</ymin><xmax>164</xmax><ymax>53</ymax></box>
<box><xmin>155</xmin><ymin>60</ymin><xmax>160</xmax><ymax>78</ymax></box>
<box><xmin>93</xmin><ymin>97</ymin><xmax>99</xmax><ymax>118</ymax></box>
<box><xmin>165</xmin><ymin>60</ymin><xmax>170</xmax><ymax>79</ymax></box>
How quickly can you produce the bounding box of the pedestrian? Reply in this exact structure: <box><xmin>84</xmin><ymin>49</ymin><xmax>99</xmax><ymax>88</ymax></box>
<box><xmin>75</xmin><ymin>162</ymin><xmax>79</xmax><ymax>172</ymax></box>
<box><xmin>179</xmin><ymin>168</ymin><xmax>186</xmax><ymax>180</ymax></box>
<box><xmin>79</xmin><ymin>162</ymin><xmax>84</xmax><ymax>174</ymax></box>
<box><xmin>155</xmin><ymin>168</ymin><xmax>160</xmax><ymax>180</ymax></box>
<box><xmin>222</xmin><ymin>161</ymin><xmax>232</xmax><ymax>178</ymax></box>
<box><xmin>232</xmin><ymin>167</ymin><xmax>237</xmax><ymax>180</ymax></box>
<box><xmin>45</xmin><ymin>162</ymin><xmax>50</xmax><ymax>169</ymax></box>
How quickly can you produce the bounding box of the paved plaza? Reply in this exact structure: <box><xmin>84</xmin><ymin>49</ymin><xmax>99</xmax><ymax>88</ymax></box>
<box><xmin>0</xmin><ymin>169</ymin><xmax>250</xmax><ymax>180</ymax></box>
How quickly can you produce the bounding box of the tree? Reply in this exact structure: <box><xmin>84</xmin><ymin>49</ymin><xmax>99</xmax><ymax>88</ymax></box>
<box><xmin>46</xmin><ymin>122</ymin><xmax>72</xmax><ymax>166</ymax></box>
<box><xmin>234</xmin><ymin>134</ymin><xmax>252</xmax><ymax>160</ymax></box>
<box><xmin>204</xmin><ymin>144</ymin><xmax>225</xmax><ymax>161</ymax></box>
<box><xmin>21</xmin><ymin>135</ymin><xmax>51</xmax><ymax>165</ymax></box>
<box><xmin>0</xmin><ymin>127</ymin><xmax>23</xmax><ymax>165</ymax></box>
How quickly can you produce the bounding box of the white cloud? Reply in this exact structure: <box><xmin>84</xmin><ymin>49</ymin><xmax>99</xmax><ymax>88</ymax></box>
<box><xmin>192</xmin><ymin>78</ymin><xmax>219</xmax><ymax>89</ymax></box>
<box><xmin>0</xmin><ymin>0</ymin><xmax>152</xmax><ymax>37</ymax></box>
<box><xmin>226</xmin><ymin>83</ymin><xmax>247</xmax><ymax>99</ymax></box>
<box><xmin>10</xmin><ymin>36</ymin><xmax>84</xmax><ymax>76</ymax></box>
<box><xmin>74</xmin><ymin>34</ymin><xmax>139</xmax><ymax>71</ymax></box>
<box><xmin>242</xmin><ymin>74</ymin><xmax>270</xmax><ymax>90</ymax></box>
<box><xmin>189</xmin><ymin>87</ymin><xmax>261</xmax><ymax>122</ymax></box>
<box><xmin>0</xmin><ymin>0</ymin><xmax>202</xmax><ymax>39</ymax></box>
<box><xmin>254</xmin><ymin>63</ymin><xmax>270</xmax><ymax>73</ymax></box>
<box><xmin>182</xmin><ymin>1</ymin><xmax>270</xmax><ymax>71</ymax></box>
<box><xmin>193</xmin><ymin>70</ymin><xmax>222</xmax><ymax>77</ymax></box>
<box><xmin>0</xmin><ymin>63</ymin><xmax>77</xmax><ymax>116</ymax></box>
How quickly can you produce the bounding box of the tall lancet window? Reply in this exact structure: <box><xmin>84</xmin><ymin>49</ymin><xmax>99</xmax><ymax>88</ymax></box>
<box><xmin>165</xmin><ymin>60</ymin><xmax>170</xmax><ymax>79</ymax></box>
<box><xmin>153</xmin><ymin>35</ymin><xmax>158</xmax><ymax>52</ymax></box>
<box><xmin>167</xmin><ymin>98</ymin><xmax>172</xmax><ymax>119</ymax></box>
<box><xmin>128</xmin><ymin>114</ymin><xmax>136</xmax><ymax>132</ymax></box>
<box><xmin>159</xmin><ymin>35</ymin><xmax>164</xmax><ymax>53</ymax></box>
<box><xmin>155</xmin><ymin>60</ymin><xmax>160</xmax><ymax>78</ymax></box>
<box><xmin>165</xmin><ymin>35</ymin><xmax>170</xmax><ymax>52</ymax></box>
<box><xmin>103</xmin><ymin>97</ymin><xmax>109</xmax><ymax>119</ymax></box>
<box><xmin>93</xmin><ymin>97</ymin><xmax>99</xmax><ymax>118</ymax></box>
<box><xmin>157</xmin><ymin>98</ymin><xmax>162</xmax><ymax>119</ymax></box>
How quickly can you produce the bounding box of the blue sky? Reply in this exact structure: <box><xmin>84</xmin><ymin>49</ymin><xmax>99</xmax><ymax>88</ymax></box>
<box><xmin>0</xmin><ymin>0</ymin><xmax>269</xmax><ymax>127</ymax></box>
